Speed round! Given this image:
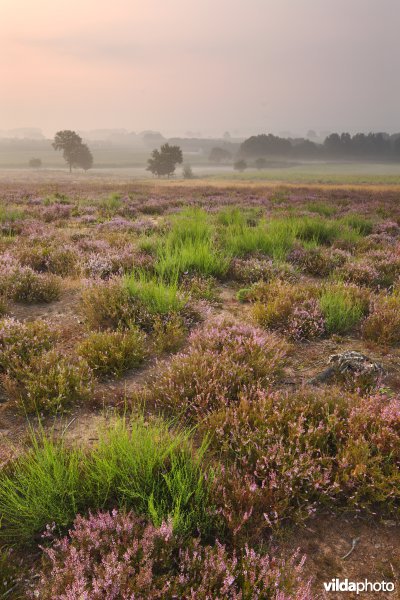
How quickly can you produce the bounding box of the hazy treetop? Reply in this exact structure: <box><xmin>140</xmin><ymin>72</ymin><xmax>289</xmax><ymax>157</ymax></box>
<box><xmin>1</xmin><ymin>0</ymin><xmax>399</xmax><ymax>137</ymax></box>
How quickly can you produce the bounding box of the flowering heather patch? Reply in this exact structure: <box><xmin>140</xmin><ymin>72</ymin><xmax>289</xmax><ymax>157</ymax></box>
<box><xmin>17</xmin><ymin>243</ymin><xmax>80</xmax><ymax>276</ymax></box>
<box><xmin>34</xmin><ymin>510</ymin><xmax>311</xmax><ymax>600</ymax></box>
<box><xmin>5</xmin><ymin>267</ymin><xmax>61</xmax><ymax>303</ymax></box>
<box><xmin>362</xmin><ymin>291</ymin><xmax>400</xmax><ymax>344</ymax></box>
<box><xmin>41</xmin><ymin>203</ymin><xmax>73</xmax><ymax>222</ymax></box>
<box><xmin>287</xmin><ymin>299</ymin><xmax>325</xmax><ymax>341</ymax></box>
<box><xmin>288</xmin><ymin>245</ymin><xmax>349</xmax><ymax>277</ymax></box>
<box><xmin>149</xmin><ymin>320</ymin><xmax>288</xmax><ymax>418</ymax></box>
<box><xmin>80</xmin><ymin>278</ymin><xmax>152</xmax><ymax>331</ymax></box>
<box><xmin>131</xmin><ymin>217</ymin><xmax>159</xmax><ymax>234</ymax></box>
<box><xmin>2</xmin><ymin>349</ymin><xmax>93</xmax><ymax>413</ymax></box>
<box><xmin>0</xmin><ymin>317</ymin><xmax>56</xmax><ymax>375</ymax></box>
<box><xmin>336</xmin><ymin>259</ymin><xmax>381</xmax><ymax>288</ymax></box>
<box><xmin>229</xmin><ymin>256</ymin><xmax>298</xmax><ymax>284</ymax></box>
<box><xmin>373</xmin><ymin>220</ymin><xmax>400</xmax><ymax>237</ymax></box>
<box><xmin>99</xmin><ymin>216</ymin><xmax>136</xmax><ymax>231</ymax></box>
<box><xmin>77</xmin><ymin>328</ymin><xmax>146</xmax><ymax>377</ymax></box>
<box><xmin>207</xmin><ymin>387</ymin><xmax>400</xmax><ymax>537</ymax></box>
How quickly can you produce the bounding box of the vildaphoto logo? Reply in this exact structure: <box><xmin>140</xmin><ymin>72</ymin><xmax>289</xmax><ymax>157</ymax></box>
<box><xmin>323</xmin><ymin>578</ymin><xmax>395</xmax><ymax>594</ymax></box>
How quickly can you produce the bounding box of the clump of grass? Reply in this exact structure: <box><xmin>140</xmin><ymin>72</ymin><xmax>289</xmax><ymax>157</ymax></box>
<box><xmin>0</xmin><ymin>416</ymin><xmax>214</xmax><ymax>545</ymax></box>
<box><xmin>341</xmin><ymin>214</ymin><xmax>373</xmax><ymax>236</ymax></box>
<box><xmin>77</xmin><ymin>327</ymin><xmax>146</xmax><ymax>377</ymax></box>
<box><xmin>157</xmin><ymin>208</ymin><xmax>228</xmax><ymax>278</ymax></box>
<box><xmin>319</xmin><ymin>283</ymin><xmax>369</xmax><ymax>334</ymax></box>
<box><xmin>0</xmin><ymin>430</ymin><xmax>83</xmax><ymax>544</ymax></box>
<box><xmin>306</xmin><ymin>201</ymin><xmax>337</xmax><ymax>217</ymax></box>
<box><xmin>125</xmin><ymin>271</ymin><xmax>186</xmax><ymax>315</ymax></box>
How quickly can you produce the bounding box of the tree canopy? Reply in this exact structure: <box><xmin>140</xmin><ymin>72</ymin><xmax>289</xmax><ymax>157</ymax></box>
<box><xmin>146</xmin><ymin>143</ymin><xmax>183</xmax><ymax>178</ymax></box>
<box><xmin>52</xmin><ymin>130</ymin><xmax>93</xmax><ymax>171</ymax></box>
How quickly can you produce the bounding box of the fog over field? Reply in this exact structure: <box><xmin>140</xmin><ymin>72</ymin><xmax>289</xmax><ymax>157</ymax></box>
<box><xmin>1</xmin><ymin>0</ymin><xmax>400</xmax><ymax>137</ymax></box>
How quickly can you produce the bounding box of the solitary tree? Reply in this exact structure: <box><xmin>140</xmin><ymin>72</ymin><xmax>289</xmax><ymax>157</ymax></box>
<box><xmin>52</xmin><ymin>130</ymin><xmax>93</xmax><ymax>172</ymax></box>
<box><xmin>147</xmin><ymin>143</ymin><xmax>183</xmax><ymax>178</ymax></box>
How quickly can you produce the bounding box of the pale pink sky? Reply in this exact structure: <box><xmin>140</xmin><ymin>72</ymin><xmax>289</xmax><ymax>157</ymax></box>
<box><xmin>1</xmin><ymin>0</ymin><xmax>399</xmax><ymax>136</ymax></box>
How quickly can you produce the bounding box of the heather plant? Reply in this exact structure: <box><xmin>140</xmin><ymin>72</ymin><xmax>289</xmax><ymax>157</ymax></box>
<box><xmin>0</xmin><ymin>317</ymin><xmax>56</xmax><ymax>375</ymax></box>
<box><xmin>288</xmin><ymin>245</ymin><xmax>349</xmax><ymax>277</ymax></box>
<box><xmin>180</xmin><ymin>274</ymin><xmax>219</xmax><ymax>302</ymax></box>
<box><xmin>152</xmin><ymin>313</ymin><xmax>187</xmax><ymax>353</ymax></box>
<box><xmin>148</xmin><ymin>320</ymin><xmax>288</xmax><ymax>419</ymax></box>
<box><xmin>77</xmin><ymin>328</ymin><xmax>146</xmax><ymax>377</ymax></box>
<box><xmin>250</xmin><ymin>280</ymin><xmax>316</xmax><ymax>331</ymax></box>
<box><xmin>6</xmin><ymin>267</ymin><xmax>61</xmax><ymax>303</ymax></box>
<box><xmin>34</xmin><ymin>510</ymin><xmax>311</xmax><ymax>600</ymax></box>
<box><xmin>229</xmin><ymin>256</ymin><xmax>298</xmax><ymax>284</ymax></box>
<box><xmin>336</xmin><ymin>259</ymin><xmax>380</xmax><ymax>288</ymax></box>
<box><xmin>319</xmin><ymin>283</ymin><xmax>369</xmax><ymax>334</ymax></box>
<box><xmin>362</xmin><ymin>290</ymin><xmax>400</xmax><ymax>344</ymax></box>
<box><xmin>207</xmin><ymin>387</ymin><xmax>400</xmax><ymax>538</ymax></box>
<box><xmin>287</xmin><ymin>299</ymin><xmax>325</xmax><ymax>341</ymax></box>
<box><xmin>17</xmin><ymin>243</ymin><xmax>80</xmax><ymax>276</ymax></box>
<box><xmin>80</xmin><ymin>278</ymin><xmax>152</xmax><ymax>331</ymax></box>
<box><xmin>3</xmin><ymin>350</ymin><xmax>93</xmax><ymax>413</ymax></box>
<box><xmin>0</xmin><ymin>294</ymin><xmax>8</xmax><ymax>317</ymax></box>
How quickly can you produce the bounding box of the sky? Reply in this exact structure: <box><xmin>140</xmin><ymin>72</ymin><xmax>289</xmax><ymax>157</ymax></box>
<box><xmin>1</xmin><ymin>0</ymin><xmax>399</xmax><ymax>138</ymax></box>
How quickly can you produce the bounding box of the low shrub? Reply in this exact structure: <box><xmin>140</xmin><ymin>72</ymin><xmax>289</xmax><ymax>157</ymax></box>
<box><xmin>2</xmin><ymin>350</ymin><xmax>93</xmax><ymax>413</ymax></box>
<box><xmin>80</xmin><ymin>278</ymin><xmax>151</xmax><ymax>331</ymax></box>
<box><xmin>77</xmin><ymin>328</ymin><xmax>146</xmax><ymax>377</ymax></box>
<box><xmin>34</xmin><ymin>510</ymin><xmax>311</xmax><ymax>600</ymax></box>
<box><xmin>336</xmin><ymin>260</ymin><xmax>380</xmax><ymax>288</ymax></box>
<box><xmin>207</xmin><ymin>387</ymin><xmax>400</xmax><ymax>539</ymax></box>
<box><xmin>152</xmin><ymin>313</ymin><xmax>187</xmax><ymax>353</ymax></box>
<box><xmin>6</xmin><ymin>267</ymin><xmax>61</xmax><ymax>303</ymax></box>
<box><xmin>362</xmin><ymin>291</ymin><xmax>400</xmax><ymax>345</ymax></box>
<box><xmin>250</xmin><ymin>280</ymin><xmax>316</xmax><ymax>330</ymax></box>
<box><xmin>287</xmin><ymin>299</ymin><xmax>325</xmax><ymax>341</ymax></box>
<box><xmin>288</xmin><ymin>245</ymin><xmax>349</xmax><ymax>277</ymax></box>
<box><xmin>148</xmin><ymin>320</ymin><xmax>288</xmax><ymax>419</ymax></box>
<box><xmin>319</xmin><ymin>283</ymin><xmax>369</xmax><ymax>334</ymax></box>
<box><xmin>0</xmin><ymin>317</ymin><xmax>55</xmax><ymax>375</ymax></box>
<box><xmin>229</xmin><ymin>256</ymin><xmax>298</xmax><ymax>284</ymax></box>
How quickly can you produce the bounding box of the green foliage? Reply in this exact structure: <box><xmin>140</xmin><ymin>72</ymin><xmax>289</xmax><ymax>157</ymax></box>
<box><xmin>0</xmin><ymin>417</ymin><xmax>214</xmax><ymax>545</ymax></box>
<box><xmin>319</xmin><ymin>283</ymin><xmax>369</xmax><ymax>334</ymax></box>
<box><xmin>52</xmin><ymin>130</ymin><xmax>93</xmax><ymax>172</ymax></box>
<box><xmin>147</xmin><ymin>143</ymin><xmax>183</xmax><ymax>178</ymax></box>
<box><xmin>125</xmin><ymin>271</ymin><xmax>186</xmax><ymax>315</ymax></box>
<box><xmin>87</xmin><ymin>417</ymin><xmax>213</xmax><ymax>536</ymax></box>
<box><xmin>77</xmin><ymin>328</ymin><xmax>146</xmax><ymax>377</ymax></box>
<box><xmin>0</xmin><ymin>430</ymin><xmax>83</xmax><ymax>544</ymax></box>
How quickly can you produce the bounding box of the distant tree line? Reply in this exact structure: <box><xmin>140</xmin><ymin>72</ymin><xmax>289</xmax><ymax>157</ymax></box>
<box><xmin>238</xmin><ymin>132</ymin><xmax>400</xmax><ymax>161</ymax></box>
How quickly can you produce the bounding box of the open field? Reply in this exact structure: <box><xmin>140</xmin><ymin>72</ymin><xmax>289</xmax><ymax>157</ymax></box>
<box><xmin>0</xmin><ymin>178</ymin><xmax>399</xmax><ymax>598</ymax></box>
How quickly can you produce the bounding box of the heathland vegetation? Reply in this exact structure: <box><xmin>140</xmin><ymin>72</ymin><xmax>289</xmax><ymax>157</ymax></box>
<box><xmin>0</xmin><ymin>181</ymin><xmax>399</xmax><ymax>597</ymax></box>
